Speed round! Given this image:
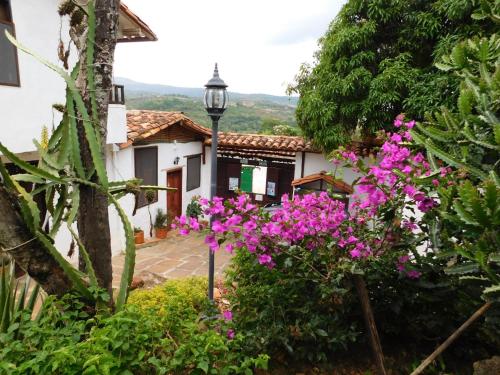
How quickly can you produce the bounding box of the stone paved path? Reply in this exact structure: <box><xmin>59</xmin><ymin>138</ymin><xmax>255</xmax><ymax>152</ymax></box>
<box><xmin>112</xmin><ymin>232</ymin><xmax>233</xmax><ymax>288</ymax></box>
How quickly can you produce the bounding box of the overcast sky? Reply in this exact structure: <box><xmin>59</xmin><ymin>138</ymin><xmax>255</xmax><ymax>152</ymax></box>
<box><xmin>114</xmin><ymin>0</ymin><xmax>346</xmax><ymax>96</ymax></box>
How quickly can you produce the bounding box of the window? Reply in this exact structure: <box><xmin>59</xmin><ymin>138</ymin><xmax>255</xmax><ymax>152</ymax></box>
<box><xmin>186</xmin><ymin>154</ymin><xmax>201</xmax><ymax>191</ymax></box>
<box><xmin>0</xmin><ymin>0</ymin><xmax>20</xmax><ymax>86</ymax></box>
<box><xmin>134</xmin><ymin>147</ymin><xmax>158</xmax><ymax>208</ymax></box>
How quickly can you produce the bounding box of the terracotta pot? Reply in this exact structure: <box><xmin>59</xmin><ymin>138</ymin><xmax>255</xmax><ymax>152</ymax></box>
<box><xmin>155</xmin><ymin>227</ymin><xmax>168</xmax><ymax>239</ymax></box>
<box><xmin>134</xmin><ymin>231</ymin><xmax>144</xmax><ymax>244</ymax></box>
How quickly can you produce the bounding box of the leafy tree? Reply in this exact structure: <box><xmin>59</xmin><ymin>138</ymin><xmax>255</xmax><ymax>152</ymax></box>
<box><xmin>259</xmin><ymin>118</ymin><xmax>299</xmax><ymax>136</ymax></box>
<box><xmin>290</xmin><ymin>0</ymin><xmax>497</xmax><ymax>151</ymax></box>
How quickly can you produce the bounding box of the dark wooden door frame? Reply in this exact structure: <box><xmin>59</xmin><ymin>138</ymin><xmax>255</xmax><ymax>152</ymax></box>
<box><xmin>166</xmin><ymin>167</ymin><xmax>183</xmax><ymax>216</ymax></box>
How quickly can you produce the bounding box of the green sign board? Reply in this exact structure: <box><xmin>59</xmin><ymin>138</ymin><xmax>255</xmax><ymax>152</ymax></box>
<box><xmin>240</xmin><ymin>166</ymin><xmax>253</xmax><ymax>193</ymax></box>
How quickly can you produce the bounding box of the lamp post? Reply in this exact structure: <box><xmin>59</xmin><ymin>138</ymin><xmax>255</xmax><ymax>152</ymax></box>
<box><xmin>204</xmin><ymin>63</ymin><xmax>228</xmax><ymax>300</ymax></box>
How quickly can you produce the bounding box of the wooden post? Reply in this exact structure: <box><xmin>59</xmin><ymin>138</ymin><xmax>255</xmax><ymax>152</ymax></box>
<box><xmin>352</xmin><ymin>274</ymin><xmax>387</xmax><ymax>375</ymax></box>
<box><xmin>410</xmin><ymin>301</ymin><xmax>492</xmax><ymax>375</ymax></box>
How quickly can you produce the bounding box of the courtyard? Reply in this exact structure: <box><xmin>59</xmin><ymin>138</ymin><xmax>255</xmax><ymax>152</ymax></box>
<box><xmin>112</xmin><ymin>232</ymin><xmax>233</xmax><ymax>289</ymax></box>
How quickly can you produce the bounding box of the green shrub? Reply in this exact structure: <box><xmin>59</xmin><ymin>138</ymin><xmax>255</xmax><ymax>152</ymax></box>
<box><xmin>225</xmin><ymin>249</ymin><xmax>360</xmax><ymax>363</ymax></box>
<box><xmin>0</xmin><ymin>277</ymin><xmax>268</xmax><ymax>375</ymax></box>
<box><xmin>226</xmin><ymin>248</ymin><xmax>500</xmax><ymax>366</ymax></box>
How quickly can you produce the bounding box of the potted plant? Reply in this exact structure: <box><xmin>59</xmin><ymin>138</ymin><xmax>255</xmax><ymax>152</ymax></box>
<box><xmin>154</xmin><ymin>209</ymin><xmax>169</xmax><ymax>239</ymax></box>
<box><xmin>134</xmin><ymin>226</ymin><xmax>144</xmax><ymax>244</ymax></box>
<box><xmin>187</xmin><ymin>196</ymin><xmax>208</xmax><ymax>225</ymax></box>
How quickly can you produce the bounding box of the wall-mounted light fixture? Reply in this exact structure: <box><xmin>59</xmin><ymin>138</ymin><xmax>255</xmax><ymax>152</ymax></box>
<box><xmin>173</xmin><ymin>156</ymin><xmax>180</xmax><ymax>165</ymax></box>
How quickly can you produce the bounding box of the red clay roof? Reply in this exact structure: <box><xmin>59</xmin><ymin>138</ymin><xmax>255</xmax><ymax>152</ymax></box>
<box><xmin>205</xmin><ymin>132</ymin><xmax>318</xmax><ymax>153</ymax></box>
<box><xmin>121</xmin><ymin>110</ymin><xmax>211</xmax><ymax>148</ymax></box>
<box><xmin>292</xmin><ymin>171</ymin><xmax>353</xmax><ymax>194</ymax></box>
<box><xmin>118</xmin><ymin>3</ymin><xmax>157</xmax><ymax>42</ymax></box>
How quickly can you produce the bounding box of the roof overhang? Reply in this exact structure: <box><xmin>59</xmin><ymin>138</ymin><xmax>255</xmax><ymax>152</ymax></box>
<box><xmin>118</xmin><ymin>3</ymin><xmax>157</xmax><ymax>42</ymax></box>
<box><xmin>292</xmin><ymin>171</ymin><xmax>353</xmax><ymax>194</ymax></box>
<box><xmin>121</xmin><ymin>110</ymin><xmax>210</xmax><ymax>149</ymax></box>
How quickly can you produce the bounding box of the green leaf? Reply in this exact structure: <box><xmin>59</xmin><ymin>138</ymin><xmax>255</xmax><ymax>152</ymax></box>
<box><xmin>35</xmin><ymin>231</ymin><xmax>92</xmax><ymax>300</ymax></box>
<box><xmin>445</xmin><ymin>263</ymin><xmax>480</xmax><ymax>275</ymax></box>
<box><xmin>66</xmin><ymin>90</ymin><xmax>85</xmax><ymax>178</ymax></box>
<box><xmin>110</xmin><ymin>193</ymin><xmax>136</xmax><ymax>310</ymax></box>
<box><xmin>67</xmin><ymin>186</ymin><xmax>80</xmax><ymax>225</ymax></box>
<box><xmin>11</xmin><ymin>179</ymin><xmax>41</xmax><ymax>231</ymax></box>
<box><xmin>457</xmin><ymin>89</ymin><xmax>473</xmax><ymax>116</ymax></box>
<box><xmin>416</xmin><ymin>123</ymin><xmax>455</xmax><ymax>142</ymax></box>
<box><xmin>67</xmin><ymin>225</ymin><xmax>98</xmax><ymax>289</ymax></box>
<box><xmin>488</xmin><ymin>253</ymin><xmax>500</xmax><ymax>264</ymax></box>
<box><xmin>57</xmin><ymin>112</ymin><xmax>71</xmax><ymax>166</ymax></box>
<box><xmin>86</xmin><ymin>2</ymin><xmax>99</xmax><ymax>130</ymax></box>
<box><xmin>0</xmin><ymin>143</ymin><xmax>64</xmax><ymax>183</ymax></box>
<box><xmin>11</xmin><ymin>174</ymin><xmax>45</xmax><ymax>184</ymax></box>
<box><xmin>483</xmin><ymin>284</ymin><xmax>500</xmax><ymax>295</ymax></box>
<box><xmin>316</xmin><ymin>329</ymin><xmax>328</xmax><ymax>337</ymax></box>
<box><xmin>453</xmin><ymin>201</ymin><xmax>479</xmax><ymax>226</ymax></box>
<box><xmin>425</xmin><ymin>139</ymin><xmax>488</xmax><ymax>180</ymax></box>
<box><xmin>33</xmin><ymin>139</ymin><xmax>64</xmax><ymax>171</ymax></box>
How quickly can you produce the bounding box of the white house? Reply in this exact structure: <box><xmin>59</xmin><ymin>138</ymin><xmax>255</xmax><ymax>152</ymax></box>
<box><xmin>0</xmin><ymin>0</ymin><xmax>157</xmax><ymax>257</ymax></box>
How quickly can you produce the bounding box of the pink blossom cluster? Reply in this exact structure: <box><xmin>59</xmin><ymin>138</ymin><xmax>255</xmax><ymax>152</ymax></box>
<box><xmin>174</xmin><ymin>192</ymin><xmax>375</xmax><ymax>267</ymax></box>
<box><xmin>339</xmin><ymin>115</ymin><xmax>438</xmax><ymax>216</ymax></box>
<box><xmin>396</xmin><ymin>255</ymin><xmax>422</xmax><ymax>279</ymax></box>
<box><xmin>172</xmin><ymin>115</ymin><xmax>441</xmax><ymax>279</ymax></box>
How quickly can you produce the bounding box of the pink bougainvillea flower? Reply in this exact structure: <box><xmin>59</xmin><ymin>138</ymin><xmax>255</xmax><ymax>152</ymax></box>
<box><xmin>407</xmin><ymin>270</ymin><xmax>422</xmax><ymax>279</ymax></box>
<box><xmin>350</xmin><ymin>248</ymin><xmax>362</xmax><ymax>258</ymax></box>
<box><xmin>227</xmin><ymin>329</ymin><xmax>235</xmax><ymax>340</ymax></box>
<box><xmin>404</xmin><ymin>120</ymin><xmax>415</xmax><ymax>129</ymax></box>
<box><xmin>258</xmin><ymin>254</ymin><xmax>272</xmax><ymax>265</ymax></box>
<box><xmin>222</xmin><ymin>310</ymin><xmax>233</xmax><ymax>321</ymax></box>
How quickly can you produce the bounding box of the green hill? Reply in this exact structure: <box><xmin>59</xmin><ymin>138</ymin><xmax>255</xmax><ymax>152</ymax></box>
<box><xmin>126</xmin><ymin>94</ymin><xmax>297</xmax><ymax>134</ymax></box>
<box><xmin>120</xmin><ymin>77</ymin><xmax>299</xmax><ymax>133</ymax></box>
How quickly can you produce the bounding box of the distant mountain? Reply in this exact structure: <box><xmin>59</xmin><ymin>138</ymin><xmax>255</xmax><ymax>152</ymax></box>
<box><xmin>115</xmin><ymin>77</ymin><xmax>298</xmax><ymax>107</ymax></box>
<box><xmin>119</xmin><ymin>77</ymin><xmax>299</xmax><ymax>134</ymax></box>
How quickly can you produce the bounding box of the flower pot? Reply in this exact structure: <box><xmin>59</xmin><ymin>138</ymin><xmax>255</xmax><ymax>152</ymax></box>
<box><xmin>155</xmin><ymin>227</ymin><xmax>168</xmax><ymax>239</ymax></box>
<box><xmin>134</xmin><ymin>231</ymin><xmax>144</xmax><ymax>244</ymax></box>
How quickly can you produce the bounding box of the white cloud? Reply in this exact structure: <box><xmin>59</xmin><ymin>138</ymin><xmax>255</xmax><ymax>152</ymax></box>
<box><xmin>114</xmin><ymin>0</ymin><xmax>346</xmax><ymax>96</ymax></box>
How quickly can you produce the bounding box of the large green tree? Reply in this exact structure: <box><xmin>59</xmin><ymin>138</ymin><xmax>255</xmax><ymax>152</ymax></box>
<box><xmin>290</xmin><ymin>0</ymin><xmax>496</xmax><ymax>151</ymax></box>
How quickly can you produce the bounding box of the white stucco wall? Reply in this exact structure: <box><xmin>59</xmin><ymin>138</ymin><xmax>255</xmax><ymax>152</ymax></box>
<box><xmin>0</xmin><ymin>0</ymin><xmax>72</xmax><ymax>154</ymax></box>
<box><xmin>106</xmin><ymin>141</ymin><xmax>210</xmax><ymax>254</ymax></box>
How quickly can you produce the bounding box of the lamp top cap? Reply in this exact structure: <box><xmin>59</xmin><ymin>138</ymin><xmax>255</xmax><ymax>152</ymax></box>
<box><xmin>205</xmin><ymin>63</ymin><xmax>228</xmax><ymax>89</ymax></box>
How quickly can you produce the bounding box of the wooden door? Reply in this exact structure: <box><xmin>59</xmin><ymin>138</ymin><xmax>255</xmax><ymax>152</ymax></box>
<box><xmin>167</xmin><ymin>169</ymin><xmax>182</xmax><ymax>218</ymax></box>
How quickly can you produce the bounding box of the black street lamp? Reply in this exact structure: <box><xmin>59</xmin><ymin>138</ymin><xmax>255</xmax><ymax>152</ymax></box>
<box><xmin>204</xmin><ymin>63</ymin><xmax>228</xmax><ymax>300</ymax></box>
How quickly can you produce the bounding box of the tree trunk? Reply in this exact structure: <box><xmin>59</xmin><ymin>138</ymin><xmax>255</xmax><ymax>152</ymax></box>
<box><xmin>76</xmin><ymin>0</ymin><xmax>119</xmax><ymax>297</ymax></box>
<box><xmin>0</xmin><ymin>186</ymin><xmax>72</xmax><ymax>296</ymax></box>
<box><xmin>352</xmin><ymin>274</ymin><xmax>387</xmax><ymax>375</ymax></box>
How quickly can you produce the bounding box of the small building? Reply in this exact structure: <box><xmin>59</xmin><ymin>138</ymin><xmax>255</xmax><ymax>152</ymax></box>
<box><xmin>113</xmin><ymin>112</ymin><xmax>362</xmax><ymax>244</ymax></box>
<box><xmin>291</xmin><ymin>171</ymin><xmax>353</xmax><ymax>205</ymax></box>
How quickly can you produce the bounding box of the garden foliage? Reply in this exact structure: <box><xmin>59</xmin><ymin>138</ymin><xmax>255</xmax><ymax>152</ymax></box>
<box><xmin>0</xmin><ymin>278</ymin><xmax>268</xmax><ymax>374</ymax></box>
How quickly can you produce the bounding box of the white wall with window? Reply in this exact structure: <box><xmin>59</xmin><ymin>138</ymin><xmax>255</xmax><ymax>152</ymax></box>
<box><xmin>0</xmin><ymin>0</ymin><xmax>73</xmax><ymax>154</ymax></box>
<box><xmin>106</xmin><ymin>140</ymin><xmax>209</xmax><ymax>249</ymax></box>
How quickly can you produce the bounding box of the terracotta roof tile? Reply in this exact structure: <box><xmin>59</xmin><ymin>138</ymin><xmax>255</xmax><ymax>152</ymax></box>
<box><xmin>205</xmin><ymin>132</ymin><xmax>318</xmax><ymax>153</ymax></box>
<box><xmin>120</xmin><ymin>110</ymin><xmax>211</xmax><ymax>148</ymax></box>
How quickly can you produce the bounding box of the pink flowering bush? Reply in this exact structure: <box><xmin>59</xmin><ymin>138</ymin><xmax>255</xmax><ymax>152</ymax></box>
<box><xmin>171</xmin><ymin>115</ymin><xmax>499</xmax><ymax>363</ymax></box>
<box><xmin>174</xmin><ymin>115</ymin><xmax>438</xmax><ymax>280</ymax></box>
